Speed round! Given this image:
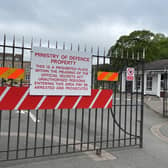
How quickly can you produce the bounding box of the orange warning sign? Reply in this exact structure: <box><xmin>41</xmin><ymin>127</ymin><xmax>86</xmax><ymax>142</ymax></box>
<box><xmin>0</xmin><ymin>67</ymin><xmax>24</xmax><ymax>80</ymax></box>
<box><xmin>97</xmin><ymin>71</ymin><xmax>118</xmax><ymax>81</ymax></box>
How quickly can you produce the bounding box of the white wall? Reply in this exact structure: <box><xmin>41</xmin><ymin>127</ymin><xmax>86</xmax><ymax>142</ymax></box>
<box><xmin>157</xmin><ymin>73</ymin><xmax>161</xmax><ymax>97</ymax></box>
<box><xmin>145</xmin><ymin>72</ymin><xmax>161</xmax><ymax>97</ymax></box>
<box><xmin>122</xmin><ymin>72</ymin><xmax>125</xmax><ymax>92</ymax></box>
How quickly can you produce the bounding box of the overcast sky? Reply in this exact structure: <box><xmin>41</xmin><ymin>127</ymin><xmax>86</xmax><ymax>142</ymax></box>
<box><xmin>0</xmin><ymin>0</ymin><xmax>168</xmax><ymax>51</ymax></box>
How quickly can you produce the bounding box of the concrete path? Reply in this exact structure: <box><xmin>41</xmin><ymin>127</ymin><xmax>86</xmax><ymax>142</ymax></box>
<box><xmin>144</xmin><ymin>95</ymin><xmax>163</xmax><ymax>115</ymax></box>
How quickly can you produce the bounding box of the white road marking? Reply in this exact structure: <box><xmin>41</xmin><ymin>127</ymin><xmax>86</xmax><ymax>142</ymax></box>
<box><xmin>0</xmin><ymin>131</ymin><xmax>116</xmax><ymax>161</ymax></box>
<box><xmin>29</xmin><ymin>112</ymin><xmax>40</xmax><ymax>123</ymax></box>
<box><xmin>16</xmin><ymin>110</ymin><xmax>26</xmax><ymax>114</ymax></box>
<box><xmin>16</xmin><ymin>110</ymin><xmax>40</xmax><ymax>123</ymax></box>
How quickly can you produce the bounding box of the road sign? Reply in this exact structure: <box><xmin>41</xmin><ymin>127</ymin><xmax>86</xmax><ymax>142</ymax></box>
<box><xmin>126</xmin><ymin>67</ymin><xmax>134</xmax><ymax>81</ymax></box>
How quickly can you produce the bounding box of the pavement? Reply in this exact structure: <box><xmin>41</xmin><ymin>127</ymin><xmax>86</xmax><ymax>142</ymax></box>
<box><xmin>144</xmin><ymin>95</ymin><xmax>163</xmax><ymax>116</ymax></box>
<box><xmin>144</xmin><ymin>95</ymin><xmax>168</xmax><ymax>143</ymax></box>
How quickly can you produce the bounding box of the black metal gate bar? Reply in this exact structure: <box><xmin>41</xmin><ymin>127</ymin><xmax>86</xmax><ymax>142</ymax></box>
<box><xmin>124</xmin><ymin>60</ymin><xmax>128</xmax><ymax>147</ymax></box>
<box><xmin>2</xmin><ymin>34</ymin><xmax>6</xmax><ymax>86</ymax></box>
<box><xmin>73</xmin><ymin>109</ymin><xmax>77</xmax><ymax>152</ymax></box>
<box><xmin>130</xmin><ymin>77</ymin><xmax>133</xmax><ymax>145</ymax></box>
<box><xmin>87</xmin><ymin>109</ymin><xmax>91</xmax><ymax>150</ymax></box>
<box><xmin>118</xmin><ymin>70</ymin><xmax>122</xmax><ymax>147</ymax></box>
<box><xmin>0</xmin><ymin>34</ymin><xmax>144</xmax><ymax>161</ymax></box>
<box><xmin>7</xmin><ymin>110</ymin><xmax>12</xmax><ymax>160</ymax></box>
<box><xmin>25</xmin><ymin>110</ymin><xmax>30</xmax><ymax>158</ymax></box>
<box><xmin>112</xmin><ymin>82</ymin><xmax>117</xmax><ymax>148</ymax></box>
<box><xmin>135</xmin><ymin>56</ymin><xmax>140</xmax><ymax>145</ymax></box>
<box><xmin>140</xmin><ymin>55</ymin><xmax>145</xmax><ymax>148</ymax></box>
<box><xmin>34</xmin><ymin>109</ymin><xmax>39</xmax><ymax>157</ymax></box>
<box><xmin>94</xmin><ymin>108</ymin><xmax>97</xmax><ymax>150</ymax></box>
<box><xmin>16</xmin><ymin>110</ymin><xmax>21</xmax><ymax>159</ymax></box>
<box><xmin>163</xmin><ymin>70</ymin><xmax>168</xmax><ymax>117</ymax></box>
<box><xmin>50</xmin><ymin>109</ymin><xmax>55</xmax><ymax>155</ymax></box>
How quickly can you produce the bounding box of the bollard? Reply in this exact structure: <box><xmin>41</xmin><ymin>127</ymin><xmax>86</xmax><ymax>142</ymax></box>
<box><xmin>96</xmin><ymin>149</ymin><xmax>102</xmax><ymax>156</ymax></box>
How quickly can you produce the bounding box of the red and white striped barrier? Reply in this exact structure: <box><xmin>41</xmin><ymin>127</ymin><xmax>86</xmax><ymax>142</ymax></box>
<box><xmin>0</xmin><ymin>87</ymin><xmax>113</xmax><ymax>110</ymax></box>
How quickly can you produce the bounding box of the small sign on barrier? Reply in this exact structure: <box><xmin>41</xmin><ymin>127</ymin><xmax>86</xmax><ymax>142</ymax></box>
<box><xmin>0</xmin><ymin>67</ymin><xmax>24</xmax><ymax>80</ymax></box>
<box><xmin>97</xmin><ymin>71</ymin><xmax>118</xmax><ymax>81</ymax></box>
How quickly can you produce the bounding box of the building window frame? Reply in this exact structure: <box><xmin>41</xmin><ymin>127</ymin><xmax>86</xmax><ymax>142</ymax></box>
<box><xmin>7</xmin><ymin>63</ymin><xmax>12</xmax><ymax>68</ymax></box>
<box><xmin>146</xmin><ymin>74</ymin><xmax>152</xmax><ymax>91</ymax></box>
<box><xmin>134</xmin><ymin>75</ymin><xmax>141</xmax><ymax>90</ymax></box>
<box><xmin>160</xmin><ymin>73</ymin><xmax>164</xmax><ymax>91</ymax></box>
<box><xmin>25</xmin><ymin>74</ymin><xmax>30</xmax><ymax>81</ymax></box>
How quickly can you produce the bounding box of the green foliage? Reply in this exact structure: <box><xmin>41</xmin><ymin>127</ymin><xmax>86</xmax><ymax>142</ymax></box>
<box><xmin>108</xmin><ymin>30</ymin><xmax>168</xmax><ymax>70</ymax></box>
<box><xmin>108</xmin><ymin>30</ymin><xmax>168</xmax><ymax>62</ymax></box>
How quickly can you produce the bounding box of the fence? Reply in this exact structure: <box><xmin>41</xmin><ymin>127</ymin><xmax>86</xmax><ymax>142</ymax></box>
<box><xmin>163</xmin><ymin>70</ymin><xmax>168</xmax><ymax>117</ymax></box>
<box><xmin>0</xmin><ymin>35</ymin><xmax>144</xmax><ymax>161</ymax></box>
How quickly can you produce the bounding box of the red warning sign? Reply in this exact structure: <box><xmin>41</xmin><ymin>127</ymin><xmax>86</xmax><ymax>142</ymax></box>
<box><xmin>126</xmin><ymin>67</ymin><xmax>134</xmax><ymax>81</ymax></box>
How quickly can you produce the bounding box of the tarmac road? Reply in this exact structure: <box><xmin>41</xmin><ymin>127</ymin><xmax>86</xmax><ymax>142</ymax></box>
<box><xmin>1</xmin><ymin>101</ymin><xmax>168</xmax><ymax>167</ymax></box>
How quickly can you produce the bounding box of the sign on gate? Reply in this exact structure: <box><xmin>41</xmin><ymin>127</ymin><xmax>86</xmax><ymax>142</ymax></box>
<box><xmin>30</xmin><ymin>47</ymin><xmax>92</xmax><ymax>96</ymax></box>
<box><xmin>0</xmin><ymin>67</ymin><xmax>24</xmax><ymax>80</ymax></box>
<box><xmin>126</xmin><ymin>67</ymin><xmax>134</xmax><ymax>81</ymax></box>
<box><xmin>97</xmin><ymin>71</ymin><xmax>118</xmax><ymax>81</ymax></box>
<box><xmin>0</xmin><ymin>34</ymin><xmax>145</xmax><ymax>162</ymax></box>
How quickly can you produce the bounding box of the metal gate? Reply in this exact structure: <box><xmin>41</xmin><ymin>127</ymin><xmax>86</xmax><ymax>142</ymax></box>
<box><xmin>163</xmin><ymin>70</ymin><xmax>168</xmax><ymax>117</ymax></box>
<box><xmin>0</xmin><ymin>35</ymin><xmax>144</xmax><ymax>161</ymax></box>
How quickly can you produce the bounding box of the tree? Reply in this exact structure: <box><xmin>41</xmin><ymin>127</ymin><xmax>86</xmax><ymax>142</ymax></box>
<box><xmin>154</xmin><ymin>34</ymin><xmax>168</xmax><ymax>59</ymax></box>
<box><xmin>107</xmin><ymin>30</ymin><xmax>168</xmax><ymax>71</ymax></box>
<box><xmin>108</xmin><ymin>30</ymin><xmax>159</xmax><ymax>62</ymax></box>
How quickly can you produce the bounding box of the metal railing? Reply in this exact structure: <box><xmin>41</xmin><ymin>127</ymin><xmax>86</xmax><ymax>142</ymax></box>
<box><xmin>0</xmin><ymin>34</ymin><xmax>144</xmax><ymax>161</ymax></box>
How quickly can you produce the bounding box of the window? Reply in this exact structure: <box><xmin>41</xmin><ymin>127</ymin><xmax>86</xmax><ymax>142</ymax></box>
<box><xmin>25</xmin><ymin>75</ymin><xmax>30</xmax><ymax>80</ymax></box>
<box><xmin>161</xmin><ymin>73</ymin><xmax>168</xmax><ymax>90</ymax></box>
<box><xmin>25</xmin><ymin>65</ymin><xmax>30</xmax><ymax>72</ymax></box>
<box><xmin>161</xmin><ymin>74</ymin><xmax>164</xmax><ymax>90</ymax></box>
<box><xmin>136</xmin><ymin>76</ymin><xmax>141</xmax><ymax>90</ymax></box>
<box><xmin>15</xmin><ymin>57</ymin><xmax>19</xmax><ymax>61</ymax></box>
<box><xmin>7</xmin><ymin>63</ymin><xmax>12</xmax><ymax>67</ymax></box>
<box><xmin>146</xmin><ymin>75</ymin><xmax>152</xmax><ymax>90</ymax></box>
<box><xmin>6</xmin><ymin>57</ymin><xmax>12</xmax><ymax>60</ymax></box>
<box><xmin>16</xmin><ymin>64</ymin><xmax>21</xmax><ymax>68</ymax></box>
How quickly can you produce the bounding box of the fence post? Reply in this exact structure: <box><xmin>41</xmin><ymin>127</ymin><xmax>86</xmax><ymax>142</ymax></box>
<box><xmin>140</xmin><ymin>51</ymin><xmax>145</xmax><ymax>148</ymax></box>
